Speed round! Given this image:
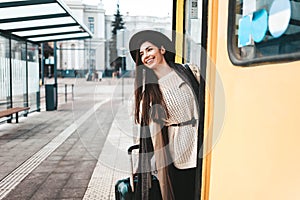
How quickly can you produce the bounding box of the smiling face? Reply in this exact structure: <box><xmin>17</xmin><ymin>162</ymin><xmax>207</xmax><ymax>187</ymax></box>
<box><xmin>139</xmin><ymin>41</ymin><xmax>167</xmax><ymax>70</ymax></box>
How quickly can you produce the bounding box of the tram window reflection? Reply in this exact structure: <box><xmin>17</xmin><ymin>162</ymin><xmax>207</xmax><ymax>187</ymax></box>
<box><xmin>184</xmin><ymin>0</ymin><xmax>202</xmax><ymax>65</ymax></box>
<box><xmin>229</xmin><ymin>0</ymin><xmax>300</xmax><ymax>65</ymax></box>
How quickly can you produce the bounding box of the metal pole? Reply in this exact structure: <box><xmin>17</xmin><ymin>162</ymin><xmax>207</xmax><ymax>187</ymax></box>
<box><xmin>9</xmin><ymin>37</ymin><xmax>12</xmax><ymax>108</ymax></box>
<box><xmin>72</xmin><ymin>84</ymin><xmax>74</xmax><ymax>100</ymax></box>
<box><xmin>41</xmin><ymin>43</ymin><xmax>44</xmax><ymax>85</ymax></box>
<box><xmin>54</xmin><ymin>42</ymin><xmax>58</xmax><ymax>109</ymax></box>
<box><xmin>89</xmin><ymin>32</ymin><xmax>92</xmax><ymax>79</ymax></box>
<box><xmin>65</xmin><ymin>84</ymin><xmax>67</xmax><ymax>103</ymax></box>
<box><xmin>37</xmin><ymin>43</ymin><xmax>41</xmax><ymax>111</ymax></box>
<box><xmin>121</xmin><ymin>30</ymin><xmax>125</xmax><ymax>103</ymax></box>
<box><xmin>25</xmin><ymin>42</ymin><xmax>29</xmax><ymax>113</ymax></box>
<box><xmin>122</xmin><ymin>71</ymin><xmax>124</xmax><ymax>103</ymax></box>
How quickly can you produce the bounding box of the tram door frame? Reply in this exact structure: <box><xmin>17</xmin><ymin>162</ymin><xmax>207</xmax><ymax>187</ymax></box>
<box><xmin>172</xmin><ymin>0</ymin><xmax>210</xmax><ymax>199</ymax></box>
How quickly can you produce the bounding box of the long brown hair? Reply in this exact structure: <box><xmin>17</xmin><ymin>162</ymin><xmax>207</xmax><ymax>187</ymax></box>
<box><xmin>134</xmin><ymin>51</ymin><xmax>169</xmax><ymax>126</ymax></box>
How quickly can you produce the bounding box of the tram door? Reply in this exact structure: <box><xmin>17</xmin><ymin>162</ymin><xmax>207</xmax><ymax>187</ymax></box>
<box><xmin>177</xmin><ymin>0</ymin><xmax>300</xmax><ymax>199</ymax></box>
<box><xmin>204</xmin><ymin>0</ymin><xmax>300</xmax><ymax>200</ymax></box>
<box><xmin>174</xmin><ymin>0</ymin><xmax>209</xmax><ymax>199</ymax></box>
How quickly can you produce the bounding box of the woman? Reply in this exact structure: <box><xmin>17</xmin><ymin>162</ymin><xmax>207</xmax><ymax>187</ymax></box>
<box><xmin>129</xmin><ymin>30</ymin><xmax>202</xmax><ymax>200</ymax></box>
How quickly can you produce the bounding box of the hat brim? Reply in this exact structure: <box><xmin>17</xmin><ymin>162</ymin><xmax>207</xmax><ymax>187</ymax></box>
<box><xmin>129</xmin><ymin>30</ymin><xmax>175</xmax><ymax>65</ymax></box>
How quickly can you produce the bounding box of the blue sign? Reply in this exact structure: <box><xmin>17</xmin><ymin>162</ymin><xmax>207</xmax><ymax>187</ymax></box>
<box><xmin>238</xmin><ymin>15</ymin><xmax>252</xmax><ymax>47</ymax></box>
<box><xmin>252</xmin><ymin>9</ymin><xmax>268</xmax><ymax>43</ymax></box>
<box><xmin>238</xmin><ymin>0</ymin><xmax>291</xmax><ymax>47</ymax></box>
<box><xmin>268</xmin><ymin>0</ymin><xmax>291</xmax><ymax>38</ymax></box>
<box><xmin>238</xmin><ymin>9</ymin><xmax>268</xmax><ymax>47</ymax></box>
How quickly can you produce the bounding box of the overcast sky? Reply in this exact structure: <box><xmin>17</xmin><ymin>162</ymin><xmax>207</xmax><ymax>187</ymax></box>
<box><xmin>82</xmin><ymin>0</ymin><xmax>172</xmax><ymax>17</ymax></box>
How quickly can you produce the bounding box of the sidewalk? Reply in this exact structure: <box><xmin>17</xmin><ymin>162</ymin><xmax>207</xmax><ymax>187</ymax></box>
<box><xmin>59</xmin><ymin>77</ymin><xmax>138</xmax><ymax>199</ymax></box>
<box><xmin>83</xmin><ymin>102</ymin><xmax>137</xmax><ymax>199</ymax></box>
<box><xmin>0</xmin><ymin>77</ymin><xmax>137</xmax><ymax>200</ymax></box>
<box><xmin>60</xmin><ymin>77</ymin><xmax>138</xmax><ymax>199</ymax></box>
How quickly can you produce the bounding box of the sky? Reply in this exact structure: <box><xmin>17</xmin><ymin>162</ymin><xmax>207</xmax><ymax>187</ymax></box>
<box><xmin>82</xmin><ymin>0</ymin><xmax>172</xmax><ymax>17</ymax></box>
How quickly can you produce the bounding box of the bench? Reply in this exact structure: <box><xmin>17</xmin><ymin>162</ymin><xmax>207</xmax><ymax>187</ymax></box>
<box><xmin>0</xmin><ymin>107</ymin><xmax>30</xmax><ymax>123</ymax></box>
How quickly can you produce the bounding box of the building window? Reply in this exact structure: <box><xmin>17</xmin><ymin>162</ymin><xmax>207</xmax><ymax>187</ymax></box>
<box><xmin>88</xmin><ymin>17</ymin><xmax>95</xmax><ymax>34</ymax></box>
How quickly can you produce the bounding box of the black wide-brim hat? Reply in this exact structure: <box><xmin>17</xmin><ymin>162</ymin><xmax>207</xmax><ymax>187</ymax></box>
<box><xmin>129</xmin><ymin>30</ymin><xmax>175</xmax><ymax>65</ymax></box>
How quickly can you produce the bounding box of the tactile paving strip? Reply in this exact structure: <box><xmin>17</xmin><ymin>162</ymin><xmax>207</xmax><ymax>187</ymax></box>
<box><xmin>83</xmin><ymin>103</ymin><xmax>134</xmax><ymax>200</ymax></box>
<box><xmin>83</xmin><ymin>161</ymin><xmax>130</xmax><ymax>200</ymax></box>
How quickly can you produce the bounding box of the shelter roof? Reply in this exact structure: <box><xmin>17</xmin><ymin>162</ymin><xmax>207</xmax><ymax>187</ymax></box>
<box><xmin>0</xmin><ymin>0</ymin><xmax>93</xmax><ymax>43</ymax></box>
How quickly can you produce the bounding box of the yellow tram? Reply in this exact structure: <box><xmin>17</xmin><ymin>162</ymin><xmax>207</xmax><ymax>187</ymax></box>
<box><xmin>172</xmin><ymin>0</ymin><xmax>300</xmax><ymax>199</ymax></box>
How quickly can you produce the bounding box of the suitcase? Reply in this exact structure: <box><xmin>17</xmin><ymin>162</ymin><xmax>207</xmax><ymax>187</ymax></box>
<box><xmin>115</xmin><ymin>144</ymin><xmax>162</xmax><ymax>200</ymax></box>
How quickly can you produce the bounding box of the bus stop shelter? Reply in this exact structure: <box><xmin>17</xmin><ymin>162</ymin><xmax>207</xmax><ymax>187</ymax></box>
<box><xmin>0</xmin><ymin>0</ymin><xmax>93</xmax><ymax>120</ymax></box>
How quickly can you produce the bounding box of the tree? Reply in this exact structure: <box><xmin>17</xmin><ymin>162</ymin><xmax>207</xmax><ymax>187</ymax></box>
<box><xmin>111</xmin><ymin>4</ymin><xmax>125</xmax><ymax>35</ymax></box>
<box><xmin>109</xmin><ymin>4</ymin><xmax>125</xmax><ymax>72</ymax></box>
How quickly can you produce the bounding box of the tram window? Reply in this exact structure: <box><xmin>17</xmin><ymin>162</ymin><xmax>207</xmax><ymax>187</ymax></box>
<box><xmin>184</xmin><ymin>0</ymin><xmax>202</xmax><ymax>65</ymax></box>
<box><xmin>228</xmin><ymin>0</ymin><xmax>300</xmax><ymax>65</ymax></box>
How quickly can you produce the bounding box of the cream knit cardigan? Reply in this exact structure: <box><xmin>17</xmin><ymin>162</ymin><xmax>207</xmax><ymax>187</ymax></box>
<box><xmin>154</xmin><ymin>70</ymin><xmax>199</xmax><ymax>169</ymax></box>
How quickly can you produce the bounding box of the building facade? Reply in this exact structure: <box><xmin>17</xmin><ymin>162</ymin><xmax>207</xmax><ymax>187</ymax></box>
<box><xmin>59</xmin><ymin>0</ymin><xmax>171</xmax><ymax>77</ymax></box>
<box><xmin>57</xmin><ymin>0</ymin><xmax>105</xmax><ymax>77</ymax></box>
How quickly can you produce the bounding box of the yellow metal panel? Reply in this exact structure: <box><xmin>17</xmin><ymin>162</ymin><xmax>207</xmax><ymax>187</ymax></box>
<box><xmin>202</xmin><ymin>0</ymin><xmax>219</xmax><ymax>200</ymax></box>
<box><xmin>208</xmin><ymin>0</ymin><xmax>300</xmax><ymax>199</ymax></box>
<box><xmin>175</xmin><ymin>0</ymin><xmax>184</xmax><ymax>63</ymax></box>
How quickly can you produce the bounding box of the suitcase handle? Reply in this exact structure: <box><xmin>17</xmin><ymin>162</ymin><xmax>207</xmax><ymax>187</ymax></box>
<box><xmin>128</xmin><ymin>144</ymin><xmax>139</xmax><ymax>155</ymax></box>
<box><xmin>127</xmin><ymin>144</ymin><xmax>139</xmax><ymax>192</ymax></box>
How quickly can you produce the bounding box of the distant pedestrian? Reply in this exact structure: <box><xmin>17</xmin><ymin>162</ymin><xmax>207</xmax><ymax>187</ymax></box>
<box><xmin>98</xmin><ymin>71</ymin><xmax>103</xmax><ymax>81</ymax></box>
<box><xmin>93</xmin><ymin>70</ymin><xmax>99</xmax><ymax>81</ymax></box>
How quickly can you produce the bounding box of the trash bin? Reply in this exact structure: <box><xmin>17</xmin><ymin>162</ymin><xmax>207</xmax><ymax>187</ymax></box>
<box><xmin>45</xmin><ymin>84</ymin><xmax>57</xmax><ymax>111</ymax></box>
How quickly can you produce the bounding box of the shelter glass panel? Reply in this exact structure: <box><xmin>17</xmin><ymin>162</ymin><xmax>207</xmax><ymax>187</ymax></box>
<box><xmin>11</xmin><ymin>39</ymin><xmax>27</xmax><ymax>108</ymax></box>
<box><xmin>27</xmin><ymin>42</ymin><xmax>39</xmax><ymax>111</ymax></box>
<box><xmin>0</xmin><ymin>35</ymin><xmax>10</xmax><ymax>112</ymax></box>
